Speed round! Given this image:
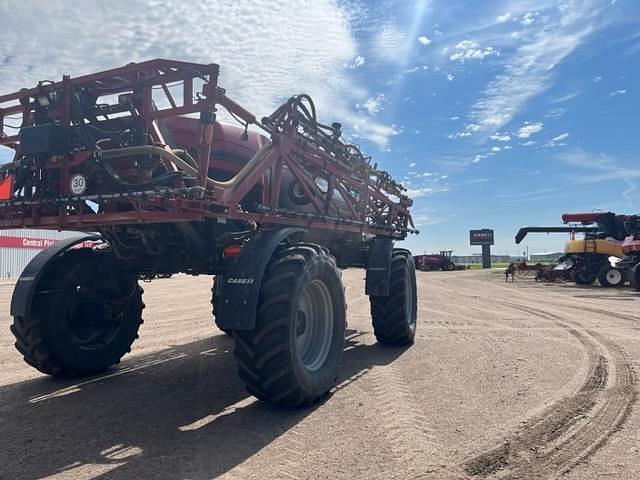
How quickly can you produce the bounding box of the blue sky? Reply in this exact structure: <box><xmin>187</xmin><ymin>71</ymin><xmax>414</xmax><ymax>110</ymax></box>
<box><xmin>1</xmin><ymin>0</ymin><xmax>638</xmax><ymax>255</ymax></box>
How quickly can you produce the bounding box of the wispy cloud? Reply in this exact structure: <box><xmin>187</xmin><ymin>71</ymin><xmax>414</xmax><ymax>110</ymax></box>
<box><xmin>468</xmin><ymin>1</ymin><xmax>606</xmax><ymax>135</ymax></box>
<box><xmin>373</xmin><ymin>24</ymin><xmax>408</xmax><ymax>62</ymax></box>
<box><xmin>0</xmin><ymin>0</ymin><xmax>401</xmax><ymax>150</ymax></box>
<box><xmin>557</xmin><ymin>149</ymin><xmax>640</xmax><ymax>207</ymax></box>
<box><xmin>357</xmin><ymin>93</ymin><xmax>386</xmax><ymax>115</ymax></box>
<box><xmin>551</xmin><ymin>90</ymin><xmax>585</xmax><ymax>103</ymax></box>
<box><xmin>609</xmin><ymin>89</ymin><xmax>627</xmax><ymax>96</ymax></box>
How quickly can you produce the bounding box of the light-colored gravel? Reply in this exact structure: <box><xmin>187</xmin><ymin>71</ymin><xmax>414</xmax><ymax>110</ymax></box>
<box><xmin>1</xmin><ymin>269</ymin><xmax>638</xmax><ymax>479</ymax></box>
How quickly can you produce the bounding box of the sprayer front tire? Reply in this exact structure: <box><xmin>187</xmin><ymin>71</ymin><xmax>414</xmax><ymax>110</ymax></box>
<box><xmin>10</xmin><ymin>249</ymin><xmax>143</xmax><ymax>377</ymax></box>
<box><xmin>370</xmin><ymin>250</ymin><xmax>417</xmax><ymax>345</ymax></box>
<box><xmin>233</xmin><ymin>243</ymin><xmax>346</xmax><ymax>407</ymax></box>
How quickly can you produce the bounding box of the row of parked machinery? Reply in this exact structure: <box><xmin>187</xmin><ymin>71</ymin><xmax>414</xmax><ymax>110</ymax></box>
<box><xmin>515</xmin><ymin>212</ymin><xmax>640</xmax><ymax>289</ymax></box>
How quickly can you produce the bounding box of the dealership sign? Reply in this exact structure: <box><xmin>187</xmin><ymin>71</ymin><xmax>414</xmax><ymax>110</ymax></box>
<box><xmin>0</xmin><ymin>236</ymin><xmax>95</xmax><ymax>249</ymax></box>
<box><xmin>469</xmin><ymin>229</ymin><xmax>495</xmax><ymax>246</ymax></box>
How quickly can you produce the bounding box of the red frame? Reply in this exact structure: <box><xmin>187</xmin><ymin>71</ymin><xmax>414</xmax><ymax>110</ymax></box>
<box><xmin>0</xmin><ymin>59</ymin><xmax>414</xmax><ymax>239</ymax></box>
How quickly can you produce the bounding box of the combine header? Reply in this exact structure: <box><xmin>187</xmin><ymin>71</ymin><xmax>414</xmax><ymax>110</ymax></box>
<box><xmin>0</xmin><ymin>60</ymin><xmax>417</xmax><ymax>406</ymax></box>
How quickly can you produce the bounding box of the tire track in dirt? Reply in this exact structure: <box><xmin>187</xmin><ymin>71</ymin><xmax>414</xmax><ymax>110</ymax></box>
<box><xmin>462</xmin><ymin>300</ymin><xmax>637</xmax><ymax>479</ymax></box>
<box><xmin>359</xmin><ymin>363</ymin><xmax>453</xmax><ymax>478</ymax></box>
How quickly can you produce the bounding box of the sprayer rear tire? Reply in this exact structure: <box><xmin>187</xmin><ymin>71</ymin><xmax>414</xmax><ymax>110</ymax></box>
<box><xmin>233</xmin><ymin>243</ymin><xmax>346</xmax><ymax>407</ymax></box>
<box><xmin>598</xmin><ymin>265</ymin><xmax>624</xmax><ymax>288</ymax></box>
<box><xmin>10</xmin><ymin>249</ymin><xmax>143</xmax><ymax>377</ymax></box>
<box><xmin>370</xmin><ymin>250</ymin><xmax>417</xmax><ymax>345</ymax></box>
<box><xmin>630</xmin><ymin>264</ymin><xmax>640</xmax><ymax>291</ymax></box>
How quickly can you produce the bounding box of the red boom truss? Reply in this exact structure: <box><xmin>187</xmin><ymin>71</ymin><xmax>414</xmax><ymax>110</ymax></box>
<box><xmin>0</xmin><ymin>59</ymin><xmax>414</xmax><ymax>238</ymax></box>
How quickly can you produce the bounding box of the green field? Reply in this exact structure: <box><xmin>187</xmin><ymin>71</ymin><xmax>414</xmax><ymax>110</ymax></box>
<box><xmin>465</xmin><ymin>262</ymin><xmax>510</xmax><ymax>270</ymax></box>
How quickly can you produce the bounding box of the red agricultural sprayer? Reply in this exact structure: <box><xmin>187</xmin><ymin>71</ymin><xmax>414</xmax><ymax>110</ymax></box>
<box><xmin>0</xmin><ymin>59</ymin><xmax>417</xmax><ymax>406</ymax></box>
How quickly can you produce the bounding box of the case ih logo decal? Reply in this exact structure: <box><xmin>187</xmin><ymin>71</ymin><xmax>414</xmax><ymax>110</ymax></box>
<box><xmin>469</xmin><ymin>229</ymin><xmax>495</xmax><ymax>246</ymax></box>
<box><xmin>227</xmin><ymin>277</ymin><xmax>256</xmax><ymax>285</ymax></box>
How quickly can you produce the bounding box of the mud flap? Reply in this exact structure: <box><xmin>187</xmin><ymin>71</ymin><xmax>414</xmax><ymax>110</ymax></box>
<box><xmin>365</xmin><ymin>238</ymin><xmax>394</xmax><ymax>296</ymax></box>
<box><xmin>217</xmin><ymin>227</ymin><xmax>306</xmax><ymax>330</ymax></box>
<box><xmin>10</xmin><ymin>234</ymin><xmax>102</xmax><ymax>317</ymax></box>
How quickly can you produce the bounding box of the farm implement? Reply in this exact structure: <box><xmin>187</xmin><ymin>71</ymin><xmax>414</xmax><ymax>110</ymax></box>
<box><xmin>515</xmin><ymin>212</ymin><xmax>627</xmax><ymax>287</ymax></box>
<box><xmin>0</xmin><ymin>59</ymin><xmax>417</xmax><ymax>406</ymax></box>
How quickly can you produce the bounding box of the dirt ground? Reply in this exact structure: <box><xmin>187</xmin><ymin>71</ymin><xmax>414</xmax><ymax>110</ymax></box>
<box><xmin>1</xmin><ymin>269</ymin><xmax>639</xmax><ymax>480</ymax></box>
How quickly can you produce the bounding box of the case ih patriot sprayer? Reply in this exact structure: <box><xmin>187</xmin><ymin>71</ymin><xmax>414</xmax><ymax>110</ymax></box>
<box><xmin>0</xmin><ymin>60</ymin><xmax>417</xmax><ymax>406</ymax></box>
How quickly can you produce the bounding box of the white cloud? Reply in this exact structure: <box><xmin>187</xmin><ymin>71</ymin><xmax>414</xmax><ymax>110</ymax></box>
<box><xmin>405</xmin><ymin>186</ymin><xmax>448</xmax><ymax>198</ymax></box>
<box><xmin>522</xmin><ymin>140</ymin><xmax>536</xmax><ymax>146</ymax></box>
<box><xmin>347</xmin><ymin>114</ymin><xmax>399</xmax><ymax>149</ymax></box>
<box><xmin>593</xmin><ymin>75</ymin><xmax>603</xmax><ymax>82</ymax></box>
<box><xmin>491</xmin><ymin>146</ymin><xmax>501</xmax><ymax>152</ymax></box>
<box><xmin>447</xmin><ymin>131</ymin><xmax>472</xmax><ymax>139</ymax></box>
<box><xmin>610</xmin><ymin>89</ymin><xmax>627</xmax><ymax>96</ymax></box>
<box><xmin>551</xmin><ymin>90</ymin><xmax>585</xmax><ymax>103</ymax></box>
<box><xmin>418</xmin><ymin>35</ymin><xmax>431</xmax><ymax>45</ymax></box>
<box><xmin>357</xmin><ymin>93</ymin><xmax>385</xmax><ymax>115</ymax></box>
<box><xmin>468</xmin><ymin>3</ymin><xmax>603</xmax><ymax>135</ymax></box>
<box><xmin>0</xmin><ymin>0</ymin><xmax>405</xmax><ymax>150</ymax></box>
<box><xmin>497</xmin><ymin>12</ymin><xmax>512</xmax><ymax>23</ymax></box>
<box><xmin>350</xmin><ymin>55</ymin><xmax>365</xmax><ymax>68</ymax></box>
<box><xmin>450</xmin><ymin>116</ymin><xmax>460</xmax><ymax>121</ymax></box>
<box><xmin>490</xmin><ymin>133</ymin><xmax>511</xmax><ymax>142</ymax></box>
<box><xmin>373</xmin><ymin>24</ymin><xmax>407</xmax><ymax>63</ymax></box>
<box><xmin>409</xmin><ymin>162</ymin><xmax>416</xmax><ymax>168</ymax></box>
<box><xmin>552</xmin><ymin>133</ymin><xmax>569</xmax><ymax>142</ymax></box>
<box><xmin>446</xmin><ymin>73</ymin><xmax>455</xmax><ymax>81</ymax></box>
<box><xmin>516</xmin><ymin>122</ymin><xmax>544</xmax><ymax>138</ymax></box>
<box><xmin>521</xmin><ymin>12</ymin><xmax>539</xmax><ymax>26</ymax></box>
<box><xmin>450</xmin><ymin>40</ymin><xmax>499</xmax><ymax>62</ymax></box>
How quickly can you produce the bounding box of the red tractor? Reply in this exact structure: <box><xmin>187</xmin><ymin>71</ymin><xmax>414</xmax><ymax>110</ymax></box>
<box><xmin>0</xmin><ymin>60</ymin><xmax>417</xmax><ymax>407</ymax></box>
<box><xmin>414</xmin><ymin>250</ymin><xmax>456</xmax><ymax>271</ymax></box>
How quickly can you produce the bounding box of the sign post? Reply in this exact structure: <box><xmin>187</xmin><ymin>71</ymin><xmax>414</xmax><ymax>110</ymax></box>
<box><xmin>469</xmin><ymin>229</ymin><xmax>495</xmax><ymax>269</ymax></box>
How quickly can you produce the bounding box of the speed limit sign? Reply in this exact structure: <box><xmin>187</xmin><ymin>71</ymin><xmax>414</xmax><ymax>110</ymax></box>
<box><xmin>70</xmin><ymin>174</ymin><xmax>87</xmax><ymax>195</ymax></box>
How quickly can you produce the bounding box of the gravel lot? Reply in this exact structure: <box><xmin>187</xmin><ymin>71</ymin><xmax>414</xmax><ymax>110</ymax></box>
<box><xmin>1</xmin><ymin>269</ymin><xmax>639</xmax><ymax>479</ymax></box>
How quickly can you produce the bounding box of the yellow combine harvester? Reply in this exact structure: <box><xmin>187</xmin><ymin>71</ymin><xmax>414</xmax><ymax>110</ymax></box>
<box><xmin>515</xmin><ymin>212</ymin><xmax>628</xmax><ymax>287</ymax></box>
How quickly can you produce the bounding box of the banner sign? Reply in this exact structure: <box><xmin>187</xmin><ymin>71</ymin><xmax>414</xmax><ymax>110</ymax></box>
<box><xmin>469</xmin><ymin>229</ymin><xmax>495</xmax><ymax>246</ymax></box>
<box><xmin>0</xmin><ymin>236</ymin><xmax>95</xmax><ymax>250</ymax></box>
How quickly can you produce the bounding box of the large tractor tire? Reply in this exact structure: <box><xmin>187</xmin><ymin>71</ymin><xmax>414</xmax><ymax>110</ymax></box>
<box><xmin>598</xmin><ymin>265</ymin><xmax>625</xmax><ymax>288</ymax></box>
<box><xmin>630</xmin><ymin>264</ymin><xmax>640</xmax><ymax>291</ymax></box>
<box><xmin>445</xmin><ymin>261</ymin><xmax>455</xmax><ymax>271</ymax></box>
<box><xmin>211</xmin><ymin>275</ymin><xmax>232</xmax><ymax>335</ymax></box>
<box><xmin>233</xmin><ymin>243</ymin><xmax>346</xmax><ymax>407</ymax></box>
<box><xmin>10</xmin><ymin>248</ymin><xmax>143</xmax><ymax>377</ymax></box>
<box><xmin>572</xmin><ymin>268</ymin><xmax>597</xmax><ymax>286</ymax></box>
<box><xmin>370</xmin><ymin>250</ymin><xmax>417</xmax><ymax>345</ymax></box>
